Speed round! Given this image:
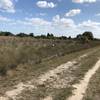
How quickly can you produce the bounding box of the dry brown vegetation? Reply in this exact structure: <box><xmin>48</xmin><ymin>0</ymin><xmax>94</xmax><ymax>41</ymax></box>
<box><xmin>0</xmin><ymin>36</ymin><xmax>98</xmax><ymax>76</ymax></box>
<box><xmin>0</xmin><ymin>36</ymin><xmax>100</xmax><ymax>100</ymax></box>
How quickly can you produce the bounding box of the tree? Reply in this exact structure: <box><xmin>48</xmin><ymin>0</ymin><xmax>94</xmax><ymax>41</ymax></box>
<box><xmin>47</xmin><ymin>33</ymin><xmax>54</xmax><ymax>39</ymax></box>
<box><xmin>68</xmin><ymin>36</ymin><xmax>71</xmax><ymax>39</ymax></box>
<box><xmin>16</xmin><ymin>33</ymin><xmax>28</xmax><ymax>37</ymax></box>
<box><xmin>82</xmin><ymin>31</ymin><xmax>94</xmax><ymax>40</ymax></box>
<box><xmin>0</xmin><ymin>31</ymin><xmax>14</xmax><ymax>36</ymax></box>
<box><xmin>40</xmin><ymin>35</ymin><xmax>47</xmax><ymax>39</ymax></box>
<box><xmin>29</xmin><ymin>33</ymin><xmax>34</xmax><ymax>37</ymax></box>
<box><xmin>76</xmin><ymin>34</ymin><xmax>83</xmax><ymax>40</ymax></box>
<box><xmin>59</xmin><ymin>36</ymin><xmax>67</xmax><ymax>40</ymax></box>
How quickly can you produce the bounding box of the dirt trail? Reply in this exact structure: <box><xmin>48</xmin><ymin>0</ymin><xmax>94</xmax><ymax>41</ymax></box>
<box><xmin>0</xmin><ymin>52</ymin><xmax>92</xmax><ymax>100</ymax></box>
<box><xmin>38</xmin><ymin>61</ymin><xmax>77</xmax><ymax>85</ymax></box>
<box><xmin>0</xmin><ymin>61</ymin><xmax>77</xmax><ymax>100</ymax></box>
<box><xmin>43</xmin><ymin>96</ymin><xmax>53</xmax><ymax>100</ymax></box>
<box><xmin>0</xmin><ymin>82</ymin><xmax>36</xmax><ymax>100</ymax></box>
<box><xmin>67</xmin><ymin>59</ymin><xmax>100</xmax><ymax>100</ymax></box>
<box><xmin>5</xmin><ymin>82</ymin><xmax>35</xmax><ymax>100</ymax></box>
<box><xmin>38</xmin><ymin>54</ymin><xmax>88</xmax><ymax>87</ymax></box>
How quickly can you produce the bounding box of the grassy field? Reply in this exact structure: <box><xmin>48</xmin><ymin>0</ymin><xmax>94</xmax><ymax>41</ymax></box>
<box><xmin>0</xmin><ymin>36</ymin><xmax>99</xmax><ymax>77</ymax></box>
<box><xmin>0</xmin><ymin>36</ymin><xmax>100</xmax><ymax>100</ymax></box>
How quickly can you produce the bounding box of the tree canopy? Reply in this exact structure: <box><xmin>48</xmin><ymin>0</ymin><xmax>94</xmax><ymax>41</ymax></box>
<box><xmin>0</xmin><ymin>31</ymin><xmax>95</xmax><ymax>41</ymax></box>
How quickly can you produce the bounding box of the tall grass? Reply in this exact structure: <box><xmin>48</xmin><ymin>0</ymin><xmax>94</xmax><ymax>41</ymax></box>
<box><xmin>0</xmin><ymin>36</ymin><xmax>100</xmax><ymax>76</ymax></box>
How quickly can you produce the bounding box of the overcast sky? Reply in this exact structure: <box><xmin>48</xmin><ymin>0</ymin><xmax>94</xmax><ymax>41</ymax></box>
<box><xmin>0</xmin><ymin>0</ymin><xmax>100</xmax><ymax>37</ymax></box>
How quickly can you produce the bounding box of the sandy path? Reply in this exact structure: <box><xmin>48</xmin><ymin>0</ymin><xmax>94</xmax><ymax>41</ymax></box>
<box><xmin>37</xmin><ymin>61</ymin><xmax>77</xmax><ymax>85</ymax></box>
<box><xmin>5</xmin><ymin>82</ymin><xmax>35</xmax><ymax>100</ymax></box>
<box><xmin>1</xmin><ymin>61</ymin><xmax>77</xmax><ymax>100</ymax></box>
<box><xmin>38</xmin><ymin>54</ymin><xmax>88</xmax><ymax>86</ymax></box>
<box><xmin>0</xmin><ymin>82</ymin><xmax>36</xmax><ymax>100</ymax></box>
<box><xmin>67</xmin><ymin>59</ymin><xmax>100</xmax><ymax>100</ymax></box>
<box><xmin>43</xmin><ymin>96</ymin><xmax>53</xmax><ymax>100</ymax></box>
<box><xmin>0</xmin><ymin>53</ymin><xmax>89</xmax><ymax>100</ymax></box>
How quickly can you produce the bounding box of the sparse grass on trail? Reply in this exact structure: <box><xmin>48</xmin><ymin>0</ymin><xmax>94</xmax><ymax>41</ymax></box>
<box><xmin>0</xmin><ymin>44</ymin><xmax>93</xmax><ymax>95</ymax></box>
<box><xmin>50</xmin><ymin>47</ymin><xmax>100</xmax><ymax>100</ymax></box>
<box><xmin>14</xmin><ymin>47</ymin><xmax>100</xmax><ymax>100</ymax></box>
<box><xmin>82</xmin><ymin>58</ymin><xmax>100</xmax><ymax>100</ymax></box>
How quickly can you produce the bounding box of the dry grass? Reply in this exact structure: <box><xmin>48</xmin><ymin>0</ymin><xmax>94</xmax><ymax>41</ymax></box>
<box><xmin>0</xmin><ymin>36</ymin><xmax>100</xmax><ymax>99</ymax></box>
<box><xmin>13</xmin><ymin>46</ymin><xmax>100</xmax><ymax>100</ymax></box>
<box><xmin>82</xmin><ymin>51</ymin><xmax>100</xmax><ymax>100</ymax></box>
<box><xmin>0</xmin><ymin>36</ymin><xmax>97</xmax><ymax>76</ymax></box>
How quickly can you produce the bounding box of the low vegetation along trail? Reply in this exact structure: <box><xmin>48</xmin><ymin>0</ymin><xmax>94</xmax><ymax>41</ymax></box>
<box><xmin>0</xmin><ymin>52</ymin><xmax>88</xmax><ymax>100</ymax></box>
<box><xmin>0</xmin><ymin>48</ymin><xmax>99</xmax><ymax>100</ymax></box>
<box><xmin>0</xmin><ymin>61</ymin><xmax>77</xmax><ymax>100</ymax></box>
<box><xmin>67</xmin><ymin>59</ymin><xmax>100</xmax><ymax>100</ymax></box>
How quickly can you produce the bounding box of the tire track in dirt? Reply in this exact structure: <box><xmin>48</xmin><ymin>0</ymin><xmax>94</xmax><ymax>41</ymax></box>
<box><xmin>0</xmin><ymin>49</ymin><xmax>98</xmax><ymax>100</ymax></box>
<box><xmin>67</xmin><ymin>59</ymin><xmax>100</xmax><ymax>100</ymax></box>
<box><xmin>42</xmin><ymin>49</ymin><xmax>100</xmax><ymax>100</ymax></box>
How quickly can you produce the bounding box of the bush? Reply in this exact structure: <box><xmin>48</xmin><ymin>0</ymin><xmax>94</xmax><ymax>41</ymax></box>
<box><xmin>83</xmin><ymin>31</ymin><xmax>94</xmax><ymax>40</ymax></box>
<box><xmin>16</xmin><ymin>33</ymin><xmax>28</xmax><ymax>37</ymax></box>
<box><xmin>0</xmin><ymin>31</ymin><xmax>14</xmax><ymax>36</ymax></box>
<box><xmin>0</xmin><ymin>67</ymin><xmax>7</xmax><ymax>76</ymax></box>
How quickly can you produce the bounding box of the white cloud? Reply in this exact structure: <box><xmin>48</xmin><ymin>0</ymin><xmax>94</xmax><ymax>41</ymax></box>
<box><xmin>39</xmin><ymin>13</ymin><xmax>46</xmax><ymax>16</ymax></box>
<box><xmin>36</xmin><ymin>13</ymin><xmax>47</xmax><ymax>16</ymax></box>
<box><xmin>36</xmin><ymin>1</ymin><xmax>56</xmax><ymax>8</ymax></box>
<box><xmin>65</xmin><ymin>9</ymin><xmax>81</xmax><ymax>17</ymax></box>
<box><xmin>78</xmin><ymin>20</ymin><xmax>100</xmax><ymax>29</ymax></box>
<box><xmin>2</xmin><ymin>17</ymin><xmax>51</xmax><ymax>26</ymax></box>
<box><xmin>15</xmin><ymin>20</ymin><xmax>32</xmax><ymax>26</ymax></box>
<box><xmin>77</xmin><ymin>20</ymin><xmax>100</xmax><ymax>38</ymax></box>
<box><xmin>52</xmin><ymin>15</ymin><xmax>76</xmax><ymax>28</ymax></box>
<box><xmin>52</xmin><ymin>15</ymin><xmax>60</xmax><ymax>23</ymax></box>
<box><xmin>13</xmin><ymin>15</ymin><xmax>75</xmax><ymax>29</ymax></box>
<box><xmin>0</xmin><ymin>15</ymin><xmax>10</xmax><ymax>21</ymax></box>
<box><xmin>25</xmin><ymin>17</ymin><xmax>51</xmax><ymax>26</ymax></box>
<box><xmin>95</xmin><ymin>13</ymin><xmax>100</xmax><ymax>16</ymax></box>
<box><xmin>0</xmin><ymin>0</ymin><xmax>15</xmax><ymax>13</ymax></box>
<box><xmin>72</xmin><ymin>0</ymin><xmax>96</xmax><ymax>3</ymax></box>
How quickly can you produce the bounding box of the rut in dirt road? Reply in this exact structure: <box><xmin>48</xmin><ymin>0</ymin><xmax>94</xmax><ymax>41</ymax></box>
<box><xmin>0</xmin><ymin>53</ymin><xmax>89</xmax><ymax>100</ymax></box>
<box><xmin>67</xmin><ymin>59</ymin><xmax>100</xmax><ymax>100</ymax></box>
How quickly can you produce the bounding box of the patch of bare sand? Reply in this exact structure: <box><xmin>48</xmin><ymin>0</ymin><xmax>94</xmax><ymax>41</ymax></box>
<box><xmin>37</xmin><ymin>53</ymin><xmax>88</xmax><ymax>89</ymax></box>
<box><xmin>0</xmin><ymin>82</ymin><xmax>35</xmax><ymax>100</ymax></box>
<box><xmin>0</xmin><ymin>97</ymin><xmax>8</xmax><ymax>100</ymax></box>
<box><xmin>43</xmin><ymin>96</ymin><xmax>53</xmax><ymax>100</ymax></box>
<box><xmin>38</xmin><ymin>61</ymin><xmax>77</xmax><ymax>85</ymax></box>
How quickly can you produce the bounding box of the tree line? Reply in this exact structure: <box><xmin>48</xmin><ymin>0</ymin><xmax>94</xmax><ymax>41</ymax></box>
<box><xmin>0</xmin><ymin>31</ymin><xmax>94</xmax><ymax>41</ymax></box>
